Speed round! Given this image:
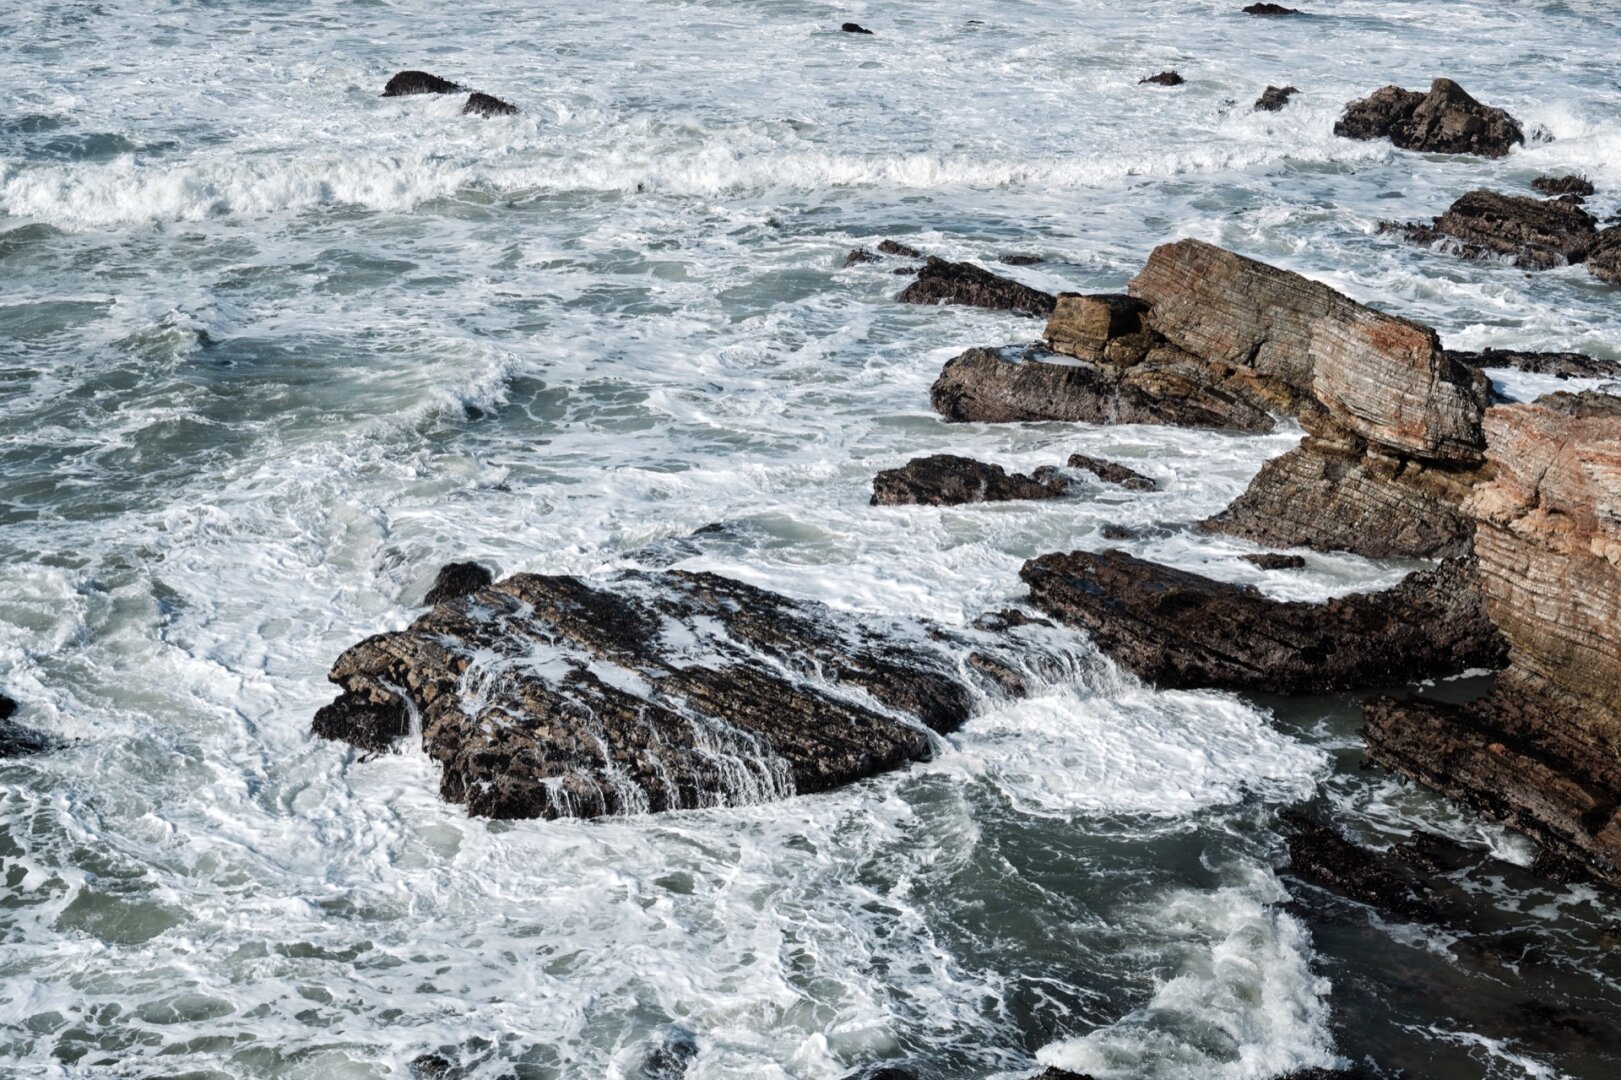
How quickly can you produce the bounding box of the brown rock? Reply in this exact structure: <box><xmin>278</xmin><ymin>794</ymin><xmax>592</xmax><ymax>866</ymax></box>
<box><xmin>877</xmin><ymin>239</ymin><xmax>922</xmax><ymax>258</ymax></box>
<box><xmin>1065</xmin><ymin>452</ymin><xmax>1157</xmax><ymax>491</ymax></box>
<box><xmin>463</xmin><ymin>92</ymin><xmax>519</xmax><ymax>118</ymax></box>
<box><xmin>1244</xmin><ymin>553</ymin><xmax>1306</xmax><ymax>569</ymax></box>
<box><xmin>1532</xmin><ymin>175</ymin><xmax>1595</xmax><ymax>198</ymax></box>
<box><xmin>1140</xmin><ymin>71</ymin><xmax>1184</xmax><ymax>86</ymax></box>
<box><xmin>1588</xmin><ymin>227</ymin><xmax>1621</xmax><ymax>286</ymax></box>
<box><xmin>1255</xmin><ymin>85</ymin><xmax>1300</xmax><ymax>112</ymax></box>
<box><xmin>383</xmin><ymin>71</ymin><xmax>463</xmax><ymax>97</ymax></box>
<box><xmin>1282</xmin><ymin>810</ymin><xmax>1441</xmax><ymax>922</ymax></box>
<box><xmin>843</xmin><ymin>248</ymin><xmax>881</xmax><ymax>267</ymax></box>
<box><xmin>870</xmin><ymin>454</ymin><xmax>1067</xmax><ymax>506</ymax></box>
<box><xmin>1335</xmin><ymin>78</ymin><xmax>1524</xmax><ymax>158</ymax></box>
<box><xmin>1000</xmin><ymin>253</ymin><xmax>1044</xmax><ymax>266</ymax></box>
<box><xmin>897</xmin><ymin>257</ymin><xmax>1055</xmax><ymax>316</ymax></box>
<box><xmin>1396</xmin><ymin>189</ymin><xmax>1598</xmax><ymax>269</ymax></box>
<box><xmin>1043</xmin><ymin>293</ymin><xmax>1150</xmax><ymax>361</ymax></box>
<box><xmin>1019</xmin><ymin>550</ymin><xmax>1505</xmax><ymax>693</ymax></box>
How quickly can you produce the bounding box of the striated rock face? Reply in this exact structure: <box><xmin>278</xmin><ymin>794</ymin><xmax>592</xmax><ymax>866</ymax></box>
<box><xmin>1335</xmin><ymin>78</ymin><xmax>1524</xmax><ymax>158</ymax></box>
<box><xmin>424</xmin><ymin>561</ymin><xmax>493</xmax><ymax>606</ymax></box>
<box><xmin>463</xmin><ymin>92</ymin><xmax>519</xmax><ymax>117</ymax></box>
<box><xmin>383</xmin><ymin>70</ymin><xmax>463</xmax><ymax>96</ymax></box>
<box><xmin>1394</xmin><ymin>189</ymin><xmax>1598</xmax><ymax>269</ymax></box>
<box><xmin>1065</xmin><ymin>452</ymin><xmax>1157</xmax><ymax>491</ymax></box>
<box><xmin>1020</xmin><ymin>550</ymin><xmax>1505</xmax><ymax>693</ymax></box>
<box><xmin>1366</xmin><ymin>392</ymin><xmax>1621</xmax><ymax>886</ymax></box>
<box><xmin>870</xmin><ymin>454</ymin><xmax>1067</xmax><ymax>506</ymax></box>
<box><xmin>1255</xmin><ymin>85</ymin><xmax>1299</xmax><ymax>111</ymax></box>
<box><xmin>1448</xmin><ymin>348</ymin><xmax>1621</xmax><ymax>380</ymax></box>
<box><xmin>314</xmin><ymin>570</ymin><xmax>1029</xmax><ymax>819</ymax></box>
<box><xmin>897</xmin><ymin>258</ymin><xmax>1054</xmax><ymax>316</ymax></box>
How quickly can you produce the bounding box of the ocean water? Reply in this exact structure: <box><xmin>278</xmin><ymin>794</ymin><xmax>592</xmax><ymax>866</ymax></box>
<box><xmin>3</xmin><ymin>1</ymin><xmax>1621</xmax><ymax>1077</ymax></box>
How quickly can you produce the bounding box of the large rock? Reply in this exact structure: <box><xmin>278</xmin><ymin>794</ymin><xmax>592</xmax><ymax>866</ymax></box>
<box><xmin>1394</xmin><ymin>189</ymin><xmax>1598</xmax><ymax>269</ymax></box>
<box><xmin>1019</xmin><ymin>550</ymin><xmax>1505</xmax><ymax>693</ymax></box>
<box><xmin>314</xmin><ymin>570</ymin><xmax>1028</xmax><ymax>819</ymax></box>
<box><xmin>870</xmin><ymin>454</ymin><xmax>1067</xmax><ymax>506</ymax></box>
<box><xmin>897</xmin><ymin>257</ymin><xmax>1055</xmax><ymax>316</ymax></box>
<box><xmin>1334</xmin><ymin>78</ymin><xmax>1524</xmax><ymax>158</ymax></box>
<box><xmin>1365</xmin><ymin>392</ymin><xmax>1621</xmax><ymax>886</ymax></box>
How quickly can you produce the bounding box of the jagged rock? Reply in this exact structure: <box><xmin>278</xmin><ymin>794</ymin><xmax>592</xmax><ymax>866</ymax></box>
<box><xmin>897</xmin><ymin>258</ymin><xmax>1055</xmax><ymax>316</ymax></box>
<box><xmin>314</xmin><ymin>570</ymin><xmax>1031</xmax><ymax>819</ymax></box>
<box><xmin>1532</xmin><ymin>175</ymin><xmax>1594</xmax><ymax>198</ymax></box>
<box><xmin>841</xmin><ymin>22</ymin><xmax>874</xmax><ymax>35</ymax></box>
<box><xmin>929</xmin><ymin>345</ymin><xmax>1278</xmax><ymax>431</ymax></box>
<box><xmin>462</xmin><ymin>92</ymin><xmax>519</xmax><ymax>118</ymax></box>
<box><xmin>1393</xmin><ymin>189</ymin><xmax>1597</xmax><ymax>269</ymax></box>
<box><xmin>1129</xmin><ymin>239</ymin><xmax>1488</xmax><ymax>462</ymax></box>
<box><xmin>1365</xmin><ymin>392</ymin><xmax>1621</xmax><ymax>887</ymax></box>
<box><xmin>424</xmin><ymin>561</ymin><xmax>493</xmax><ymax>606</ymax></box>
<box><xmin>383</xmin><ymin>71</ymin><xmax>463</xmax><ymax>97</ymax></box>
<box><xmin>1588</xmin><ymin>227</ymin><xmax>1621</xmax><ymax>285</ymax></box>
<box><xmin>1019</xmin><ymin>550</ymin><xmax>1505</xmax><ymax>693</ymax></box>
<box><xmin>1244</xmin><ymin>3</ymin><xmax>1301</xmax><ymax>14</ymax></box>
<box><xmin>1140</xmin><ymin>71</ymin><xmax>1184</xmax><ymax>86</ymax></box>
<box><xmin>878</xmin><ymin>239</ymin><xmax>921</xmax><ymax>257</ymax></box>
<box><xmin>1334</xmin><ymin>78</ymin><xmax>1524</xmax><ymax>158</ymax></box>
<box><xmin>870</xmin><ymin>454</ymin><xmax>1067</xmax><ymax>506</ymax></box>
<box><xmin>1449</xmin><ymin>347</ymin><xmax>1620</xmax><ymax>380</ymax></box>
<box><xmin>1255</xmin><ymin>85</ymin><xmax>1299</xmax><ymax>111</ymax></box>
<box><xmin>1065</xmin><ymin>452</ymin><xmax>1157</xmax><ymax>491</ymax></box>
<box><xmin>1282</xmin><ymin>810</ymin><xmax>1441</xmax><ymax>922</ymax></box>
<box><xmin>1244</xmin><ymin>553</ymin><xmax>1306</xmax><ymax>569</ymax></box>
<box><xmin>844</xmin><ymin>248</ymin><xmax>881</xmax><ymax>267</ymax></box>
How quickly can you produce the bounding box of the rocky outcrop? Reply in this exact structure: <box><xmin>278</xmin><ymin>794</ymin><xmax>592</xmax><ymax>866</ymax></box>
<box><xmin>1334</xmin><ymin>78</ymin><xmax>1524</xmax><ymax>158</ymax></box>
<box><xmin>897</xmin><ymin>258</ymin><xmax>1054</xmax><ymax>316</ymax></box>
<box><xmin>1532</xmin><ymin>175</ymin><xmax>1594</xmax><ymax>199</ymax></box>
<box><xmin>463</xmin><ymin>92</ymin><xmax>519</xmax><ymax>118</ymax></box>
<box><xmin>1140</xmin><ymin>71</ymin><xmax>1184</xmax><ymax>86</ymax></box>
<box><xmin>1588</xmin><ymin>228</ymin><xmax>1621</xmax><ymax>286</ymax></box>
<box><xmin>314</xmin><ymin>570</ymin><xmax>1032</xmax><ymax>819</ymax></box>
<box><xmin>1020</xmin><ymin>550</ymin><xmax>1505</xmax><ymax>693</ymax></box>
<box><xmin>424</xmin><ymin>561</ymin><xmax>493</xmax><ymax>606</ymax></box>
<box><xmin>1255</xmin><ymin>85</ymin><xmax>1299</xmax><ymax>112</ymax></box>
<box><xmin>1065</xmin><ymin>453</ymin><xmax>1157</xmax><ymax>491</ymax></box>
<box><xmin>1244</xmin><ymin>3</ymin><xmax>1300</xmax><ymax>14</ymax></box>
<box><xmin>1365</xmin><ymin>392</ymin><xmax>1621</xmax><ymax>886</ymax></box>
<box><xmin>1448</xmin><ymin>348</ymin><xmax>1621</xmax><ymax>380</ymax></box>
<box><xmin>383</xmin><ymin>71</ymin><xmax>463</xmax><ymax>97</ymax></box>
<box><xmin>1393</xmin><ymin>189</ymin><xmax>1598</xmax><ymax>269</ymax></box>
<box><xmin>870</xmin><ymin>455</ymin><xmax>1067</xmax><ymax>506</ymax></box>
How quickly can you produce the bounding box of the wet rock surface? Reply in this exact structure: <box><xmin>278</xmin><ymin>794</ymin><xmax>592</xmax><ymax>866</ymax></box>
<box><xmin>382</xmin><ymin>70</ymin><xmax>463</xmax><ymax>96</ymax></box>
<box><xmin>1394</xmin><ymin>188</ymin><xmax>1598</xmax><ymax>269</ymax></box>
<box><xmin>0</xmin><ymin>696</ymin><xmax>56</xmax><ymax>758</ymax></box>
<box><xmin>897</xmin><ymin>257</ymin><xmax>1055</xmax><ymax>316</ymax></box>
<box><xmin>1065</xmin><ymin>452</ymin><xmax>1157</xmax><ymax>491</ymax></box>
<box><xmin>1334</xmin><ymin>78</ymin><xmax>1524</xmax><ymax>157</ymax></box>
<box><xmin>462</xmin><ymin>92</ymin><xmax>519</xmax><ymax>117</ymax></box>
<box><xmin>1448</xmin><ymin>347</ymin><xmax>1621</xmax><ymax>380</ymax></box>
<box><xmin>1282</xmin><ymin>810</ymin><xmax>1441</xmax><ymax>923</ymax></box>
<box><xmin>1020</xmin><ymin>550</ymin><xmax>1505</xmax><ymax>693</ymax></box>
<box><xmin>1532</xmin><ymin>174</ymin><xmax>1594</xmax><ymax>198</ymax></box>
<box><xmin>840</xmin><ymin>22</ymin><xmax>874</xmax><ymax>34</ymax></box>
<box><xmin>1588</xmin><ymin>227</ymin><xmax>1621</xmax><ymax>285</ymax></box>
<box><xmin>1255</xmin><ymin>85</ymin><xmax>1299</xmax><ymax>111</ymax></box>
<box><xmin>870</xmin><ymin>454</ymin><xmax>1067</xmax><ymax>506</ymax></box>
<box><xmin>314</xmin><ymin>570</ymin><xmax>1033</xmax><ymax>819</ymax></box>
<box><xmin>1244</xmin><ymin>3</ymin><xmax>1301</xmax><ymax>14</ymax></box>
<box><xmin>423</xmin><ymin>561</ymin><xmax>494</xmax><ymax>606</ymax></box>
<box><xmin>1243</xmin><ymin>552</ymin><xmax>1306</xmax><ymax>569</ymax></box>
<box><xmin>1140</xmin><ymin>71</ymin><xmax>1184</xmax><ymax>86</ymax></box>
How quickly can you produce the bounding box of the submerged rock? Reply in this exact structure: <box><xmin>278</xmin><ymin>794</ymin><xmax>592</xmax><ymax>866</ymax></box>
<box><xmin>1140</xmin><ymin>71</ymin><xmax>1185</xmax><ymax>87</ymax></box>
<box><xmin>423</xmin><ymin>561</ymin><xmax>494</xmax><ymax>606</ymax></box>
<box><xmin>1282</xmin><ymin>810</ymin><xmax>1441</xmax><ymax>923</ymax></box>
<box><xmin>1019</xmin><ymin>550</ymin><xmax>1505</xmax><ymax>693</ymax></box>
<box><xmin>1065</xmin><ymin>452</ymin><xmax>1157</xmax><ymax>491</ymax></box>
<box><xmin>1244</xmin><ymin>552</ymin><xmax>1306</xmax><ymax>569</ymax></box>
<box><xmin>897</xmin><ymin>257</ymin><xmax>1055</xmax><ymax>316</ymax></box>
<box><xmin>462</xmin><ymin>92</ymin><xmax>519</xmax><ymax>118</ymax></box>
<box><xmin>383</xmin><ymin>71</ymin><xmax>463</xmax><ymax>97</ymax></box>
<box><xmin>878</xmin><ymin>239</ymin><xmax>922</xmax><ymax>257</ymax></box>
<box><xmin>843</xmin><ymin>247</ymin><xmax>881</xmax><ymax>267</ymax></box>
<box><xmin>0</xmin><ymin>695</ymin><xmax>56</xmax><ymax>758</ymax></box>
<box><xmin>1335</xmin><ymin>78</ymin><xmax>1523</xmax><ymax>158</ymax></box>
<box><xmin>1587</xmin><ymin>227</ymin><xmax>1621</xmax><ymax>285</ymax></box>
<box><xmin>870</xmin><ymin>454</ymin><xmax>1067</xmax><ymax>506</ymax></box>
<box><xmin>1255</xmin><ymin>85</ymin><xmax>1299</xmax><ymax>111</ymax></box>
<box><xmin>315</xmin><ymin>570</ymin><xmax>1030</xmax><ymax>819</ymax></box>
<box><xmin>1393</xmin><ymin>189</ymin><xmax>1598</xmax><ymax>269</ymax></box>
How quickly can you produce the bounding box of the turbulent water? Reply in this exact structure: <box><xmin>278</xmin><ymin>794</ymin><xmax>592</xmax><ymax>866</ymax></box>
<box><xmin>3</xmin><ymin>1</ymin><xmax>1621</xmax><ymax>1077</ymax></box>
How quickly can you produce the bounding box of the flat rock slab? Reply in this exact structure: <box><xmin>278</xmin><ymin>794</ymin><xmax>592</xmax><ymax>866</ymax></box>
<box><xmin>1019</xmin><ymin>550</ymin><xmax>1505</xmax><ymax>693</ymax></box>
<box><xmin>1334</xmin><ymin>78</ymin><xmax>1523</xmax><ymax>158</ymax></box>
<box><xmin>897</xmin><ymin>257</ymin><xmax>1054</xmax><ymax>316</ymax></box>
<box><xmin>871</xmin><ymin>454</ymin><xmax>1066</xmax><ymax>506</ymax></box>
<box><xmin>315</xmin><ymin>570</ymin><xmax>1029</xmax><ymax>819</ymax></box>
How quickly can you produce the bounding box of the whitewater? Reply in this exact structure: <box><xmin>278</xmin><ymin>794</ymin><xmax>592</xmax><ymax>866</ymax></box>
<box><xmin>2</xmin><ymin>1</ymin><xmax>1620</xmax><ymax>1077</ymax></box>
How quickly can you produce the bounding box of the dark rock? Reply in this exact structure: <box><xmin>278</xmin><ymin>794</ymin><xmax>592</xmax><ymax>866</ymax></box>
<box><xmin>1395</xmin><ymin>189</ymin><xmax>1597</xmax><ymax>269</ymax></box>
<box><xmin>423</xmin><ymin>561</ymin><xmax>494</xmax><ymax>606</ymax></box>
<box><xmin>1140</xmin><ymin>71</ymin><xmax>1185</xmax><ymax>87</ymax></box>
<box><xmin>1335</xmin><ymin>78</ymin><xmax>1523</xmax><ymax>158</ymax></box>
<box><xmin>1532</xmin><ymin>175</ymin><xmax>1594</xmax><ymax>198</ymax></box>
<box><xmin>1244</xmin><ymin>3</ymin><xmax>1301</xmax><ymax>13</ymax></box>
<box><xmin>972</xmin><ymin>609</ymin><xmax>1053</xmax><ymax>633</ymax></box>
<box><xmin>1244</xmin><ymin>552</ymin><xmax>1307</xmax><ymax>569</ymax></box>
<box><xmin>1255</xmin><ymin>85</ymin><xmax>1299</xmax><ymax>112</ymax></box>
<box><xmin>877</xmin><ymin>239</ymin><xmax>922</xmax><ymax>257</ymax></box>
<box><xmin>314</xmin><ymin>570</ymin><xmax>1031</xmax><ymax>819</ymax></box>
<box><xmin>1282</xmin><ymin>810</ymin><xmax>1441</xmax><ymax>922</ymax></box>
<box><xmin>843</xmin><ymin>248</ymin><xmax>881</xmax><ymax>267</ymax></box>
<box><xmin>0</xmin><ymin>693</ymin><xmax>13</xmax><ymax>721</ymax></box>
<box><xmin>1065</xmin><ymin>452</ymin><xmax>1157</xmax><ymax>491</ymax></box>
<box><xmin>409</xmin><ymin>1055</ymin><xmax>463</xmax><ymax>1079</ymax></box>
<box><xmin>462</xmin><ymin>92</ymin><xmax>519</xmax><ymax>118</ymax></box>
<box><xmin>383</xmin><ymin>71</ymin><xmax>463</xmax><ymax>97</ymax></box>
<box><xmin>0</xmin><ymin>695</ymin><xmax>58</xmax><ymax>758</ymax></box>
<box><xmin>1019</xmin><ymin>551</ymin><xmax>1506</xmax><ymax>694</ymax></box>
<box><xmin>870</xmin><ymin>454</ymin><xmax>1067</xmax><ymax>506</ymax></box>
<box><xmin>1588</xmin><ymin>227</ymin><xmax>1621</xmax><ymax>285</ymax></box>
<box><xmin>1448</xmin><ymin>348</ymin><xmax>1620</xmax><ymax>380</ymax></box>
<box><xmin>840</xmin><ymin>1068</ymin><xmax>918</xmax><ymax>1080</ymax></box>
<box><xmin>1000</xmin><ymin>253</ymin><xmax>1044</xmax><ymax>266</ymax></box>
<box><xmin>841</xmin><ymin>22</ymin><xmax>874</xmax><ymax>35</ymax></box>
<box><xmin>897</xmin><ymin>257</ymin><xmax>1055</xmax><ymax>316</ymax></box>
<box><xmin>1029</xmin><ymin>1070</ymin><xmax>1097</xmax><ymax>1080</ymax></box>
<box><xmin>1099</xmin><ymin>524</ymin><xmax>1143</xmax><ymax>541</ymax></box>
<box><xmin>642</xmin><ymin>1027</ymin><xmax>698</xmax><ymax>1079</ymax></box>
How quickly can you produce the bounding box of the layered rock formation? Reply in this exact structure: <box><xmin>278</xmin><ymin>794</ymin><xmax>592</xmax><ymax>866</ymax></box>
<box><xmin>314</xmin><ymin>570</ymin><xmax>1029</xmax><ymax>819</ymax></box>
<box><xmin>898</xmin><ymin>258</ymin><xmax>1054</xmax><ymax>316</ymax></box>
<box><xmin>1393</xmin><ymin>189</ymin><xmax>1598</xmax><ymax>269</ymax></box>
<box><xmin>1365</xmin><ymin>392</ymin><xmax>1621</xmax><ymax>885</ymax></box>
<box><xmin>870</xmin><ymin>454</ymin><xmax>1066</xmax><ymax>506</ymax></box>
<box><xmin>1019</xmin><ymin>550</ymin><xmax>1504</xmax><ymax>693</ymax></box>
<box><xmin>1334</xmin><ymin>79</ymin><xmax>1524</xmax><ymax>158</ymax></box>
